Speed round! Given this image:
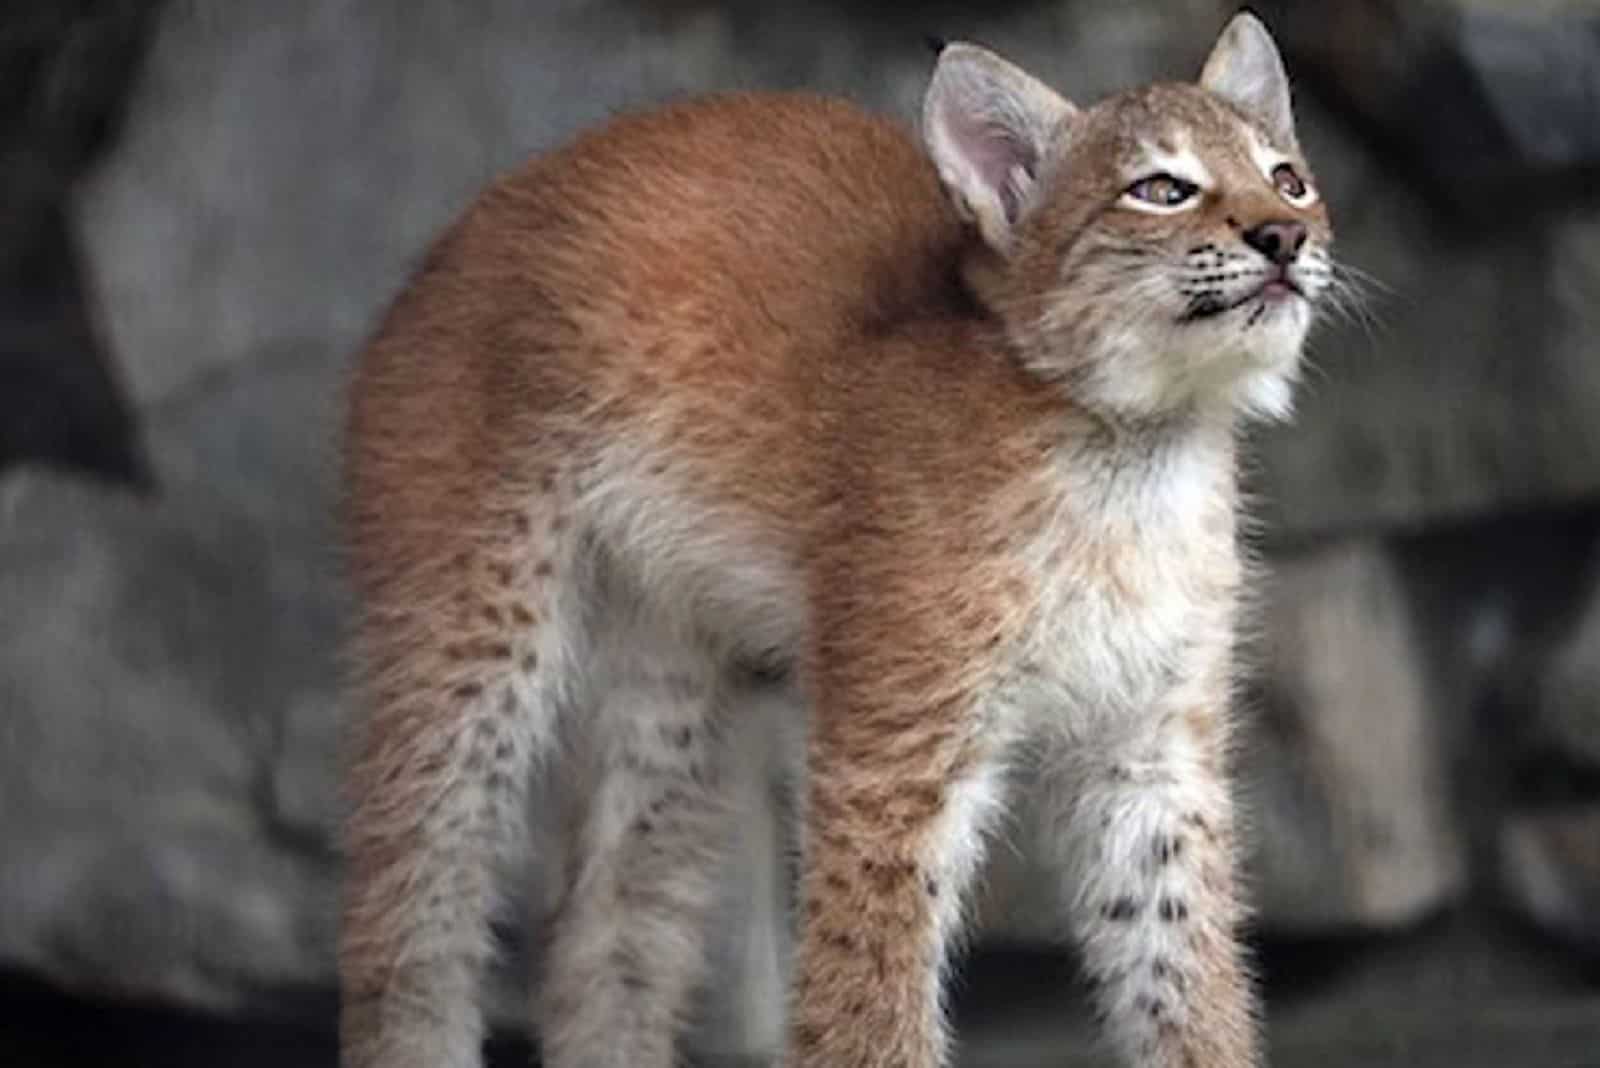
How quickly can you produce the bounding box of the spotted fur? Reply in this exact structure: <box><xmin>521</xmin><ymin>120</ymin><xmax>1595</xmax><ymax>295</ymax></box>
<box><xmin>339</xmin><ymin>12</ymin><xmax>1330</xmax><ymax>1068</ymax></box>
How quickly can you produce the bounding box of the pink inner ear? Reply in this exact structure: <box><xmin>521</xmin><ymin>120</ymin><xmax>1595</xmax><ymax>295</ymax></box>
<box><xmin>946</xmin><ymin>108</ymin><xmax>1033</xmax><ymax>223</ymax></box>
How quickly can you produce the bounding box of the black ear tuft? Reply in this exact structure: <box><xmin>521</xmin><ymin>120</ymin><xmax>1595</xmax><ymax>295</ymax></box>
<box><xmin>924</xmin><ymin>34</ymin><xmax>947</xmax><ymax>57</ymax></box>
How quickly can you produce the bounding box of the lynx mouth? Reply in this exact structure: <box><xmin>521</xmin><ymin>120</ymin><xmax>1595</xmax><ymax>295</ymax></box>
<box><xmin>1256</xmin><ymin>274</ymin><xmax>1305</xmax><ymax>302</ymax></box>
<box><xmin>1179</xmin><ymin>272</ymin><xmax>1305</xmax><ymax>323</ymax></box>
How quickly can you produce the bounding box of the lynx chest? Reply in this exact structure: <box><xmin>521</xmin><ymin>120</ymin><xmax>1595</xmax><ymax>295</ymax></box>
<box><xmin>998</xmin><ymin>437</ymin><xmax>1241</xmax><ymax>729</ymax></box>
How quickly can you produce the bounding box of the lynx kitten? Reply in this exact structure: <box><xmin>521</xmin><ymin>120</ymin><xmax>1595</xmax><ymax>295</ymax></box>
<box><xmin>340</xmin><ymin>12</ymin><xmax>1332</xmax><ymax>1068</ymax></box>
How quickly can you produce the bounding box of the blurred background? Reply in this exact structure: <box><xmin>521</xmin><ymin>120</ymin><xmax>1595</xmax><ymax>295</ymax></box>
<box><xmin>3</xmin><ymin>0</ymin><xmax>1600</xmax><ymax>1065</ymax></box>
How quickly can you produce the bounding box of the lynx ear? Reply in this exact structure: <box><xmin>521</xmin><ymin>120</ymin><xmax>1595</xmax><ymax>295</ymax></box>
<box><xmin>922</xmin><ymin>43</ymin><xmax>1077</xmax><ymax>254</ymax></box>
<box><xmin>1199</xmin><ymin>11</ymin><xmax>1297</xmax><ymax>148</ymax></box>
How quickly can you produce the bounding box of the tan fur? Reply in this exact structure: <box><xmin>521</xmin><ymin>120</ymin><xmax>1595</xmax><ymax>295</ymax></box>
<box><xmin>340</xmin><ymin>15</ymin><xmax>1331</xmax><ymax>1068</ymax></box>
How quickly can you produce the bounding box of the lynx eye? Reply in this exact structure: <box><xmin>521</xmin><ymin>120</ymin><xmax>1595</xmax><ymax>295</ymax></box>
<box><xmin>1271</xmin><ymin>163</ymin><xmax>1316</xmax><ymax>207</ymax></box>
<box><xmin>1123</xmin><ymin>173</ymin><xmax>1200</xmax><ymax>212</ymax></box>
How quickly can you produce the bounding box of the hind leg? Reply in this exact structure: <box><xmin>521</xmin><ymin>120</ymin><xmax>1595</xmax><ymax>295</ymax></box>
<box><xmin>537</xmin><ymin>625</ymin><xmax>740</xmax><ymax>1068</ymax></box>
<box><xmin>340</xmin><ymin>529</ymin><xmax>572</xmax><ymax>1068</ymax></box>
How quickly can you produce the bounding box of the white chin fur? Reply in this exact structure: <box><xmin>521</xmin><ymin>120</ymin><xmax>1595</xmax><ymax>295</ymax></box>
<box><xmin>1192</xmin><ymin>295</ymin><xmax>1308</xmax><ymax>420</ymax></box>
<box><xmin>1072</xmin><ymin>294</ymin><xmax>1308</xmax><ymax>421</ymax></box>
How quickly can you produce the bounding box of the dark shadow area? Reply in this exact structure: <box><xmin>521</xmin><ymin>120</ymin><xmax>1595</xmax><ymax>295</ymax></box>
<box><xmin>0</xmin><ymin>0</ymin><xmax>163</xmax><ymax>487</ymax></box>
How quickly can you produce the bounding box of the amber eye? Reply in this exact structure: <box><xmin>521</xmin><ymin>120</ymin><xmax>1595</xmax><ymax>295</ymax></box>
<box><xmin>1272</xmin><ymin>163</ymin><xmax>1311</xmax><ymax>203</ymax></box>
<box><xmin>1125</xmin><ymin>173</ymin><xmax>1200</xmax><ymax>209</ymax></box>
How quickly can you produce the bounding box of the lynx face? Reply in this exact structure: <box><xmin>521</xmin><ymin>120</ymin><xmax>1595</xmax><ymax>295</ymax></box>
<box><xmin>925</xmin><ymin>17</ymin><xmax>1333</xmax><ymax>420</ymax></box>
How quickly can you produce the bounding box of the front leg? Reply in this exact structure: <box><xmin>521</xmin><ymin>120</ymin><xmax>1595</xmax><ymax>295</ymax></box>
<box><xmin>789</xmin><ymin>696</ymin><xmax>1010</xmax><ymax>1068</ymax></box>
<box><xmin>1049</xmin><ymin>699</ymin><xmax>1259</xmax><ymax>1067</ymax></box>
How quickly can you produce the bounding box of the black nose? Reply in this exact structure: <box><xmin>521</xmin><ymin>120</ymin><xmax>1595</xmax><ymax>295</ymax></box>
<box><xmin>1241</xmin><ymin>220</ymin><xmax>1307</xmax><ymax>265</ymax></box>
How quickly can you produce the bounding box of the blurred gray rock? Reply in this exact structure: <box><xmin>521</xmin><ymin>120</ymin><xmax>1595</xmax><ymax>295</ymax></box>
<box><xmin>1497</xmin><ymin>555</ymin><xmax>1600</xmax><ymax>952</ymax></box>
<box><xmin>1256</xmin><ymin>0</ymin><xmax>1600</xmax><ymax>197</ymax></box>
<box><xmin>0</xmin><ymin>346</ymin><xmax>346</xmax><ymax>1011</ymax></box>
<box><xmin>0</xmin><ymin>0</ymin><xmax>160</xmax><ymax>484</ymax></box>
<box><xmin>1238</xmin><ymin>0</ymin><xmax>1600</xmax><ymax>534</ymax></box>
<box><xmin>1249</xmin><ymin>116</ymin><xmax>1600</xmax><ymax>538</ymax></box>
<box><xmin>1247</xmin><ymin>537</ymin><xmax>1465</xmax><ymax>931</ymax></box>
<box><xmin>1499</xmin><ymin>804</ymin><xmax>1600</xmax><ymax>958</ymax></box>
<box><xmin>1535</xmin><ymin>563</ymin><xmax>1600</xmax><ymax>769</ymax></box>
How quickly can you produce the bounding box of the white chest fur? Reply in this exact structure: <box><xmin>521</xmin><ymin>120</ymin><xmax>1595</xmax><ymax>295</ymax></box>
<box><xmin>1001</xmin><ymin>426</ymin><xmax>1239</xmax><ymax>733</ymax></box>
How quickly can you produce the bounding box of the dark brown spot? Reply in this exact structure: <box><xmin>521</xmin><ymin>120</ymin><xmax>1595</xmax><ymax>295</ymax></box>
<box><xmin>821</xmin><ymin>929</ymin><xmax>857</xmax><ymax>952</ymax></box>
<box><xmin>488</xmin><ymin>642</ymin><xmax>512</xmax><ymax>661</ymax></box>
<box><xmin>510</xmin><ymin>603</ymin><xmax>536</xmax><ymax>626</ymax></box>
<box><xmin>1158</xmin><ymin>897</ymin><xmax>1189</xmax><ymax>923</ymax></box>
<box><xmin>634</xmin><ymin>818</ymin><xmax>653</xmax><ymax>836</ymax></box>
<box><xmin>452</xmin><ymin>682</ymin><xmax>484</xmax><ymax>700</ymax></box>
<box><xmin>860</xmin><ymin>857</ymin><xmax>918</xmax><ymax>893</ymax></box>
<box><xmin>533</xmin><ymin>559</ymin><xmax>554</xmax><ymax>578</ymax></box>
<box><xmin>1153</xmin><ymin>834</ymin><xmax>1182</xmax><ymax>866</ymax></box>
<box><xmin>513</xmin><ymin>514</ymin><xmax>531</xmax><ymax>535</ymax></box>
<box><xmin>520</xmin><ymin>653</ymin><xmax>538</xmax><ymax>673</ymax></box>
<box><xmin>1104</xmin><ymin>896</ymin><xmax>1140</xmax><ymax>922</ymax></box>
<box><xmin>925</xmin><ymin>877</ymin><xmax>940</xmax><ymax>899</ymax></box>
<box><xmin>482</xmin><ymin>605</ymin><xmax>503</xmax><ymax>626</ymax></box>
<box><xmin>489</xmin><ymin>562</ymin><xmax>513</xmax><ymax>586</ymax></box>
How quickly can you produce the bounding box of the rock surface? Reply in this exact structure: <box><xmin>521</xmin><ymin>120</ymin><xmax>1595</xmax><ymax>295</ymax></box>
<box><xmin>0</xmin><ymin>0</ymin><xmax>160</xmax><ymax>484</ymax></box>
<box><xmin>1247</xmin><ymin>537</ymin><xmax>1465</xmax><ymax>932</ymax></box>
<box><xmin>0</xmin><ymin>349</ymin><xmax>346</xmax><ymax>1011</ymax></box>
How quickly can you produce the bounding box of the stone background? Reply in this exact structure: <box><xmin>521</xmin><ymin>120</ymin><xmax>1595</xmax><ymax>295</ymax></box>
<box><xmin>3</xmin><ymin>0</ymin><xmax>1600</xmax><ymax>1063</ymax></box>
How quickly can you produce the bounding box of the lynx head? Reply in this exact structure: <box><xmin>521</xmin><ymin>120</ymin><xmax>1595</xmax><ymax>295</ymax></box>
<box><xmin>923</xmin><ymin>12</ymin><xmax>1332</xmax><ymax>422</ymax></box>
